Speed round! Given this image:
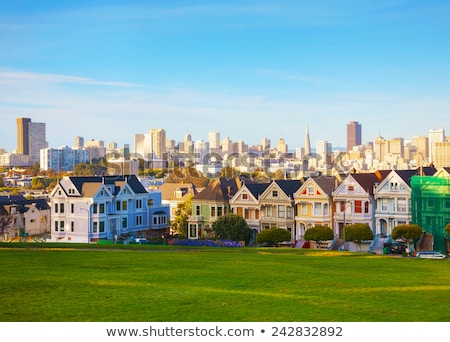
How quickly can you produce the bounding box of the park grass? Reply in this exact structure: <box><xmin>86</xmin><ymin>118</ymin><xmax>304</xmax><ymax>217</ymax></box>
<box><xmin>0</xmin><ymin>244</ymin><xmax>449</xmax><ymax>322</ymax></box>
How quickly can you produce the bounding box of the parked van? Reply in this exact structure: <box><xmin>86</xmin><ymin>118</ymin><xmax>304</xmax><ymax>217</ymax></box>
<box><xmin>416</xmin><ymin>251</ymin><xmax>447</xmax><ymax>259</ymax></box>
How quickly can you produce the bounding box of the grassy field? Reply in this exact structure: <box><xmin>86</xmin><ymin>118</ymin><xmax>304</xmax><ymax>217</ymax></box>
<box><xmin>1</xmin><ymin>243</ymin><xmax>449</xmax><ymax>322</ymax></box>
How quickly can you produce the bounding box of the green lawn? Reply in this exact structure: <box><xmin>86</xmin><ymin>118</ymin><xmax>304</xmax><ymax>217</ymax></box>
<box><xmin>1</xmin><ymin>244</ymin><xmax>449</xmax><ymax>322</ymax></box>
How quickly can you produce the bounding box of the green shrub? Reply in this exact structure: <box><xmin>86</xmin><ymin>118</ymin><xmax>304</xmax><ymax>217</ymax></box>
<box><xmin>256</xmin><ymin>227</ymin><xmax>291</xmax><ymax>246</ymax></box>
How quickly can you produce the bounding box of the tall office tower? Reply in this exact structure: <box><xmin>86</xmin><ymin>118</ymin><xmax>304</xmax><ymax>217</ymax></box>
<box><xmin>277</xmin><ymin>137</ymin><xmax>288</xmax><ymax>154</ymax></box>
<box><xmin>388</xmin><ymin>137</ymin><xmax>404</xmax><ymax>157</ymax></box>
<box><xmin>428</xmin><ymin>128</ymin><xmax>445</xmax><ymax>163</ymax></box>
<box><xmin>434</xmin><ymin>142</ymin><xmax>450</xmax><ymax>168</ymax></box>
<box><xmin>304</xmin><ymin>124</ymin><xmax>311</xmax><ymax>155</ymax></box>
<box><xmin>107</xmin><ymin>141</ymin><xmax>117</xmax><ymax>152</ymax></box>
<box><xmin>150</xmin><ymin>128</ymin><xmax>166</xmax><ymax>160</ymax></box>
<box><xmin>16</xmin><ymin>117</ymin><xmax>31</xmax><ymax>155</ymax></box>
<box><xmin>411</xmin><ymin>136</ymin><xmax>429</xmax><ymax>160</ymax></box>
<box><xmin>28</xmin><ymin>121</ymin><xmax>48</xmax><ymax>164</ymax></box>
<box><xmin>221</xmin><ymin>136</ymin><xmax>234</xmax><ymax>153</ymax></box>
<box><xmin>134</xmin><ymin>133</ymin><xmax>153</xmax><ymax>160</ymax></box>
<box><xmin>261</xmin><ymin>137</ymin><xmax>271</xmax><ymax>151</ymax></box>
<box><xmin>194</xmin><ymin>140</ymin><xmax>210</xmax><ymax>164</ymax></box>
<box><xmin>316</xmin><ymin>140</ymin><xmax>332</xmax><ymax>166</ymax></box>
<box><xmin>73</xmin><ymin>136</ymin><xmax>84</xmax><ymax>149</ymax></box>
<box><xmin>347</xmin><ymin>121</ymin><xmax>362</xmax><ymax>152</ymax></box>
<box><xmin>374</xmin><ymin>135</ymin><xmax>386</xmax><ymax>161</ymax></box>
<box><xmin>183</xmin><ymin>133</ymin><xmax>193</xmax><ymax>154</ymax></box>
<box><xmin>235</xmin><ymin>141</ymin><xmax>248</xmax><ymax>154</ymax></box>
<box><xmin>208</xmin><ymin>131</ymin><xmax>220</xmax><ymax>149</ymax></box>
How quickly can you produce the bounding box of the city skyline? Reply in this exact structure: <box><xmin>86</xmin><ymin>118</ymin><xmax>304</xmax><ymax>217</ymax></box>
<box><xmin>1</xmin><ymin>1</ymin><xmax>450</xmax><ymax>152</ymax></box>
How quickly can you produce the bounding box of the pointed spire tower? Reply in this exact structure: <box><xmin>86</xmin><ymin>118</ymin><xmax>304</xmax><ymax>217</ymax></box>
<box><xmin>304</xmin><ymin>123</ymin><xmax>311</xmax><ymax>156</ymax></box>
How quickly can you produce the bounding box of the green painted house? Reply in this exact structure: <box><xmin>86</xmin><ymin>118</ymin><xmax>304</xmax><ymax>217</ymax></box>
<box><xmin>187</xmin><ymin>176</ymin><xmax>242</xmax><ymax>239</ymax></box>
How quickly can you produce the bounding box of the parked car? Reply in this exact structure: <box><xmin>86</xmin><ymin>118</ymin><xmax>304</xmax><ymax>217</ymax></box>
<box><xmin>389</xmin><ymin>242</ymin><xmax>407</xmax><ymax>254</ymax></box>
<box><xmin>416</xmin><ymin>251</ymin><xmax>447</xmax><ymax>259</ymax></box>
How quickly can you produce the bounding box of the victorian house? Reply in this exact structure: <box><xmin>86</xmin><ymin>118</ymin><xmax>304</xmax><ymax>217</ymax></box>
<box><xmin>374</xmin><ymin>167</ymin><xmax>436</xmax><ymax>236</ymax></box>
<box><xmin>230</xmin><ymin>181</ymin><xmax>270</xmax><ymax>243</ymax></box>
<box><xmin>332</xmin><ymin>170</ymin><xmax>390</xmax><ymax>238</ymax></box>
<box><xmin>258</xmin><ymin>179</ymin><xmax>304</xmax><ymax>242</ymax></box>
<box><xmin>293</xmin><ymin>175</ymin><xmax>339</xmax><ymax>241</ymax></box>
<box><xmin>49</xmin><ymin>175</ymin><xmax>169</xmax><ymax>243</ymax></box>
<box><xmin>187</xmin><ymin>176</ymin><xmax>241</xmax><ymax>239</ymax></box>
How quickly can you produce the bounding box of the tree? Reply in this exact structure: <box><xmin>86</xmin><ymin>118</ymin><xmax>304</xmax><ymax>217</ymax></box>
<box><xmin>212</xmin><ymin>214</ymin><xmax>251</xmax><ymax>245</ymax></box>
<box><xmin>256</xmin><ymin>227</ymin><xmax>291</xmax><ymax>246</ymax></box>
<box><xmin>171</xmin><ymin>194</ymin><xmax>193</xmax><ymax>238</ymax></box>
<box><xmin>0</xmin><ymin>213</ymin><xmax>12</xmax><ymax>238</ymax></box>
<box><xmin>344</xmin><ymin>223</ymin><xmax>374</xmax><ymax>251</ymax></box>
<box><xmin>392</xmin><ymin>224</ymin><xmax>423</xmax><ymax>252</ymax></box>
<box><xmin>304</xmin><ymin>225</ymin><xmax>334</xmax><ymax>248</ymax></box>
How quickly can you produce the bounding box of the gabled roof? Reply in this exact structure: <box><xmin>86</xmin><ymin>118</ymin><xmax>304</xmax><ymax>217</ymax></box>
<box><xmin>193</xmin><ymin>177</ymin><xmax>241</xmax><ymax>202</ymax></box>
<box><xmin>0</xmin><ymin>195</ymin><xmax>50</xmax><ymax>215</ymax></box>
<box><xmin>312</xmin><ymin>175</ymin><xmax>338</xmax><ymax>196</ymax></box>
<box><xmin>67</xmin><ymin>175</ymin><xmax>147</xmax><ymax>196</ymax></box>
<box><xmin>245</xmin><ymin>183</ymin><xmax>270</xmax><ymax>199</ymax></box>
<box><xmin>273</xmin><ymin>179</ymin><xmax>304</xmax><ymax>198</ymax></box>
<box><xmin>350</xmin><ymin>170</ymin><xmax>390</xmax><ymax>195</ymax></box>
<box><xmin>158</xmin><ymin>182</ymin><xmax>199</xmax><ymax>201</ymax></box>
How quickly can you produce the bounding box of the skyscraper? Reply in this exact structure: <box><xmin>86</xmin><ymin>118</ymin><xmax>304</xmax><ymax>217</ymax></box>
<box><xmin>208</xmin><ymin>131</ymin><xmax>220</xmax><ymax>149</ymax></box>
<box><xmin>428</xmin><ymin>128</ymin><xmax>445</xmax><ymax>163</ymax></box>
<box><xmin>347</xmin><ymin>121</ymin><xmax>362</xmax><ymax>151</ymax></box>
<box><xmin>16</xmin><ymin>117</ymin><xmax>48</xmax><ymax>164</ymax></box>
<box><xmin>304</xmin><ymin>124</ymin><xmax>311</xmax><ymax>155</ymax></box>
<box><xmin>16</xmin><ymin>117</ymin><xmax>31</xmax><ymax>155</ymax></box>
<box><xmin>149</xmin><ymin>128</ymin><xmax>166</xmax><ymax>160</ymax></box>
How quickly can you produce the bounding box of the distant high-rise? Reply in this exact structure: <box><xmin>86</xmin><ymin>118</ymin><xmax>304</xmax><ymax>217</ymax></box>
<box><xmin>304</xmin><ymin>124</ymin><xmax>311</xmax><ymax>155</ymax></box>
<box><xmin>16</xmin><ymin>117</ymin><xmax>31</xmax><ymax>155</ymax></box>
<box><xmin>16</xmin><ymin>117</ymin><xmax>48</xmax><ymax>164</ymax></box>
<box><xmin>347</xmin><ymin>121</ymin><xmax>362</xmax><ymax>151</ymax></box>
<box><xmin>73</xmin><ymin>136</ymin><xmax>84</xmax><ymax>149</ymax></box>
<box><xmin>150</xmin><ymin>128</ymin><xmax>166</xmax><ymax>160</ymax></box>
<box><xmin>261</xmin><ymin>137</ymin><xmax>270</xmax><ymax>151</ymax></box>
<box><xmin>428</xmin><ymin>128</ymin><xmax>445</xmax><ymax>163</ymax></box>
<box><xmin>208</xmin><ymin>131</ymin><xmax>220</xmax><ymax>149</ymax></box>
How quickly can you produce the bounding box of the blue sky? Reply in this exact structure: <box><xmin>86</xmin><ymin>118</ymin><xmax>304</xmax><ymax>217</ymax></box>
<box><xmin>1</xmin><ymin>0</ymin><xmax>449</xmax><ymax>153</ymax></box>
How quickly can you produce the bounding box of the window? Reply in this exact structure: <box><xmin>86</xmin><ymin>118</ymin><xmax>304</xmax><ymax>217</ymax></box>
<box><xmin>93</xmin><ymin>204</ymin><xmax>98</xmax><ymax>214</ymax></box>
<box><xmin>153</xmin><ymin>217</ymin><xmax>157</xmax><ymax>225</ymax></box>
<box><xmin>116</xmin><ymin>201</ymin><xmax>121</xmax><ymax>211</ymax></box>
<box><xmin>278</xmin><ymin>205</ymin><xmax>285</xmax><ymax>218</ymax></box>
<box><xmin>54</xmin><ymin>221</ymin><xmax>58</xmax><ymax>231</ymax></box>
<box><xmin>99</xmin><ymin>221</ymin><xmax>105</xmax><ymax>233</ymax></box>
<box><xmin>354</xmin><ymin>200</ymin><xmax>362</xmax><ymax>214</ymax></box>
<box><xmin>211</xmin><ymin>206</ymin><xmax>216</xmax><ymax>217</ymax></box>
<box><xmin>242</xmin><ymin>193</ymin><xmax>248</xmax><ymax>200</ymax></box>
<box><xmin>148</xmin><ymin>198</ymin><xmax>154</xmax><ymax>206</ymax></box>
<box><xmin>381</xmin><ymin>199</ymin><xmax>388</xmax><ymax>211</ymax></box>
<box><xmin>71</xmin><ymin>221</ymin><xmax>74</xmax><ymax>232</ymax></box>
<box><xmin>266</xmin><ymin>206</ymin><xmax>272</xmax><ymax>217</ymax></box>
<box><xmin>286</xmin><ymin>207</ymin><xmax>292</xmax><ymax>219</ymax></box>
<box><xmin>301</xmin><ymin>203</ymin><xmax>307</xmax><ymax>215</ymax></box>
<box><xmin>60</xmin><ymin>221</ymin><xmax>65</xmax><ymax>232</ymax></box>
<box><xmin>217</xmin><ymin>206</ymin><xmax>223</xmax><ymax>217</ymax></box>
<box><xmin>244</xmin><ymin>209</ymin><xmax>250</xmax><ymax>219</ymax></box>
<box><xmin>364</xmin><ymin>202</ymin><xmax>369</xmax><ymax>214</ymax></box>
<box><xmin>122</xmin><ymin>217</ymin><xmax>127</xmax><ymax>228</ymax></box>
<box><xmin>196</xmin><ymin>205</ymin><xmax>201</xmax><ymax>216</ymax></box>
<box><xmin>100</xmin><ymin>190</ymin><xmax>104</xmax><ymax>196</ymax></box>
<box><xmin>93</xmin><ymin>222</ymin><xmax>98</xmax><ymax>233</ymax></box>
<box><xmin>136</xmin><ymin>199</ymin><xmax>142</xmax><ymax>209</ymax></box>
<box><xmin>272</xmin><ymin>190</ymin><xmax>278</xmax><ymax>197</ymax></box>
<box><xmin>60</xmin><ymin>203</ymin><xmax>64</xmax><ymax>213</ymax></box>
<box><xmin>255</xmin><ymin>209</ymin><xmax>260</xmax><ymax>219</ymax></box>
<box><xmin>122</xmin><ymin>201</ymin><xmax>127</xmax><ymax>211</ymax></box>
<box><xmin>397</xmin><ymin>198</ymin><xmax>407</xmax><ymax>212</ymax></box>
<box><xmin>314</xmin><ymin>203</ymin><xmax>321</xmax><ymax>216</ymax></box>
<box><xmin>348</xmin><ymin>185</ymin><xmax>354</xmax><ymax>192</ymax></box>
<box><xmin>390</xmin><ymin>182</ymin><xmax>399</xmax><ymax>191</ymax></box>
<box><xmin>99</xmin><ymin>203</ymin><xmax>105</xmax><ymax>214</ymax></box>
<box><xmin>54</xmin><ymin>203</ymin><xmax>58</xmax><ymax>213</ymax></box>
<box><xmin>136</xmin><ymin>216</ymin><xmax>143</xmax><ymax>226</ymax></box>
<box><xmin>307</xmin><ymin>187</ymin><xmax>315</xmax><ymax>195</ymax></box>
<box><xmin>323</xmin><ymin>203</ymin><xmax>329</xmax><ymax>216</ymax></box>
